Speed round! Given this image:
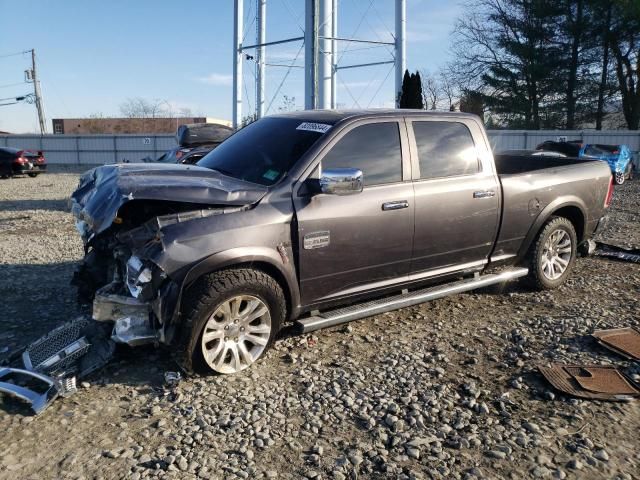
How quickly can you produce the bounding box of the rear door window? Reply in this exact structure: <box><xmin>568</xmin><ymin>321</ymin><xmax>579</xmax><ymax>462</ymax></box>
<box><xmin>412</xmin><ymin>121</ymin><xmax>479</xmax><ymax>179</ymax></box>
<box><xmin>321</xmin><ymin>122</ymin><xmax>402</xmax><ymax>186</ymax></box>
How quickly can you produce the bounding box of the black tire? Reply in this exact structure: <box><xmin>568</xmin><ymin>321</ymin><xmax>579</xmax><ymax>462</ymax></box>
<box><xmin>28</xmin><ymin>172</ymin><xmax>38</xmax><ymax>178</ymax></box>
<box><xmin>174</xmin><ymin>268</ymin><xmax>286</xmax><ymax>375</ymax></box>
<box><xmin>524</xmin><ymin>216</ymin><xmax>577</xmax><ymax>290</ymax></box>
<box><xmin>614</xmin><ymin>171</ymin><xmax>625</xmax><ymax>185</ymax></box>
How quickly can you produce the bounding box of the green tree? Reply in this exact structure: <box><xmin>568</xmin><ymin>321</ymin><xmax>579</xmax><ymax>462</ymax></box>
<box><xmin>399</xmin><ymin>70</ymin><xmax>424</xmax><ymax>109</ymax></box>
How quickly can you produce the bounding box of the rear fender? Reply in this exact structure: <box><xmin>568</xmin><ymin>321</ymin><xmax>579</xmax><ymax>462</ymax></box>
<box><xmin>516</xmin><ymin>197</ymin><xmax>587</xmax><ymax>261</ymax></box>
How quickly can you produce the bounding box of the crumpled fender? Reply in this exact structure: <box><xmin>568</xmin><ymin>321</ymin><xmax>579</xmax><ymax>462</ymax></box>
<box><xmin>70</xmin><ymin>163</ymin><xmax>268</xmax><ymax>238</ymax></box>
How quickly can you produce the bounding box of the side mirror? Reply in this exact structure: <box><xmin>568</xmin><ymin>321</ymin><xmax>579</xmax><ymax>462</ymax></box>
<box><xmin>320</xmin><ymin>168</ymin><xmax>363</xmax><ymax>195</ymax></box>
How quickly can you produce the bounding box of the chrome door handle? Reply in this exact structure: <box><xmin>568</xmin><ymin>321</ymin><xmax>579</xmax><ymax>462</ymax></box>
<box><xmin>473</xmin><ymin>190</ymin><xmax>496</xmax><ymax>199</ymax></box>
<box><xmin>382</xmin><ymin>200</ymin><xmax>409</xmax><ymax>211</ymax></box>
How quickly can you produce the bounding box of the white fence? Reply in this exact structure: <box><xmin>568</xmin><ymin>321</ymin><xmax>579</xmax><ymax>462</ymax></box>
<box><xmin>0</xmin><ymin>134</ymin><xmax>177</xmax><ymax>164</ymax></box>
<box><xmin>1</xmin><ymin>130</ymin><xmax>639</xmax><ymax>165</ymax></box>
<box><xmin>487</xmin><ymin>130</ymin><xmax>640</xmax><ymax>152</ymax></box>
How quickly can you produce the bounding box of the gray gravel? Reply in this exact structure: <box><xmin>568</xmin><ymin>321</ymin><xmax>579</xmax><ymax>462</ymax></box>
<box><xmin>0</xmin><ymin>166</ymin><xmax>639</xmax><ymax>479</ymax></box>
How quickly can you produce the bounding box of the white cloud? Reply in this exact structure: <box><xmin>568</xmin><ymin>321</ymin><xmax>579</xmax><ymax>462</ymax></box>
<box><xmin>196</xmin><ymin>73</ymin><xmax>233</xmax><ymax>86</ymax></box>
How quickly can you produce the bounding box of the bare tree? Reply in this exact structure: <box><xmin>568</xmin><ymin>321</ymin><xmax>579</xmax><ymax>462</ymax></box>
<box><xmin>119</xmin><ymin>97</ymin><xmax>169</xmax><ymax>118</ymax></box>
<box><xmin>420</xmin><ymin>71</ymin><xmax>440</xmax><ymax>110</ymax></box>
<box><xmin>178</xmin><ymin>107</ymin><xmax>194</xmax><ymax>118</ymax></box>
<box><xmin>439</xmin><ymin>69</ymin><xmax>459</xmax><ymax>111</ymax></box>
<box><xmin>278</xmin><ymin>95</ymin><xmax>296</xmax><ymax>112</ymax></box>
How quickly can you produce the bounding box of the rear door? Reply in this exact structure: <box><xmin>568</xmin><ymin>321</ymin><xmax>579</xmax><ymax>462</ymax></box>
<box><xmin>293</xmin><ymin>119</ymin><xmax>414</xmax><ymax>305</ymax></box>
<box><xmin>408</xmin><ymin>118</ymin><xmax>500</xmax><ymax>276</ymax></box>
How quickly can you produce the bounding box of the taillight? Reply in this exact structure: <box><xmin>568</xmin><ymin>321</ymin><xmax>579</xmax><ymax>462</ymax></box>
<box><xmin>604</xmin><ymin>176</ymin><xmax>614</xmax><ymax>208</ymax></box>
<box><xmin>15</xmin><ymin>157</ymin><xmax>26</xmax><ymax>165</ymax></box>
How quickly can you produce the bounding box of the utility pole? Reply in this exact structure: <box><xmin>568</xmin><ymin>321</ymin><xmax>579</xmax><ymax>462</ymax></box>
<box><xmin>29</xmin><ymin>49</ymin><xmax>46</xmax><ymax>134</ymax></box>
<box><xmin>394</xmin><ymin>0</ymin><xmax>406</xmax><ymax>108</ymax></box>
<box><xmin>256</xmin><ymin>0</ymin><xmax>266</xmax><ymax>119</ymax></box>
<box><xmin>232</xmin><ymin>0</ymin><xmax>243</xmax><ymax>129</ymax></box>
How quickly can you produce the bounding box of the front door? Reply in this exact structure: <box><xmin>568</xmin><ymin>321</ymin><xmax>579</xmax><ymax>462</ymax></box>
<box><xmin>293</xmin><ymin>120</ymin><xmax>414</xmax><ymax>305</ymax></box>
<box><xmin>408</xmin><ymin>119</ymin><xmax>500</xmax><ymax>275</ymax></box>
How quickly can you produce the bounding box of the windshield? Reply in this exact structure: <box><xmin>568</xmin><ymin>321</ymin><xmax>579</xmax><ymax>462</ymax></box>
<box><xmin>197</xmin><ymin>117</ymin><xmax>330</xmax><ymax>186</ymax></box>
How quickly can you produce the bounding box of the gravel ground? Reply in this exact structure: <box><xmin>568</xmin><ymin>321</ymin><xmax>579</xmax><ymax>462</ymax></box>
<box><xmin>0</xmin><ymin>166</ymin><xmax>639</xmax><ymax>480</ymax></box>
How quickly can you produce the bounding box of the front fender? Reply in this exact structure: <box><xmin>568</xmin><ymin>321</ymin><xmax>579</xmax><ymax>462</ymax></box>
<box><xmin>168</xmin><ymin>246</ymin><xmax>301</xmax><ymax>327</ymax></box>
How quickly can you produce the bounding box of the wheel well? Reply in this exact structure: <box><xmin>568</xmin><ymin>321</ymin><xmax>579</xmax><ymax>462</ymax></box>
<box><xmin>551</xmin><ymin>206</ymin><xmax>584</xmax><ymax>241</ymax></box>
<box><xmin>188</xmin><ymin>261</ymin><xmax>293</xmax><ymax>321</ymax></box>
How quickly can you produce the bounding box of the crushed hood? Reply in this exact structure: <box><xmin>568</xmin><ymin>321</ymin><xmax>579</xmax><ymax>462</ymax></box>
<box><xmin>70</xmin><ymin>163</ymin><xmax>268</xmax><ymax>237</ymax></box>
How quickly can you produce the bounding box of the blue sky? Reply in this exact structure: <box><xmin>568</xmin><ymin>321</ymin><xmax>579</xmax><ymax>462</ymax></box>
<box><xmin>0</xmin><ymin>0</ymin><xmax>463</xmax><ymax>133</ymax></box>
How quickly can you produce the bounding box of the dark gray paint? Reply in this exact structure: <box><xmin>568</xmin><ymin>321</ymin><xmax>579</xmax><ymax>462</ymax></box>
<box><xmin>71</xmin><ymin>110</ymin><xmax>613</xmax><ymax>339</ymax></box>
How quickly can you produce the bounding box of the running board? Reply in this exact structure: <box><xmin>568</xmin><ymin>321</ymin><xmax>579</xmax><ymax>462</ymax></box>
<box><xmin>296</xmin><ymin>267</ymin><xmax>528</xmax><ymax>333</ymax></box>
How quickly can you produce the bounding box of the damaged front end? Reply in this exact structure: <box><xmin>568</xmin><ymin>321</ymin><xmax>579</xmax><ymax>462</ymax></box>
<box><xmin>72</xmin><ymin>163</ymin><xmax>266</xmax><ymax>346</ymax></box>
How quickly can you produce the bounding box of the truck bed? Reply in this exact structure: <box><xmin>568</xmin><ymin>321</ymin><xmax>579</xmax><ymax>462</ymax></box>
<box><xmin>491</xmin><ymin>154</ymin><xmax>612</xmax><ymax>262</ymax></box>
<box><xmin>493</xmin><ymin>153</ymin><xmax>596</xmax><ymax>175</ymax></box>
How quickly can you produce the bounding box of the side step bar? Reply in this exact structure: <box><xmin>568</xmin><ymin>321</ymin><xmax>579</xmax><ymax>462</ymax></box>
<box><xmin>296</xmin><ymin>267</ymin><xmax>528</xmax><ymax>333</ymax></box>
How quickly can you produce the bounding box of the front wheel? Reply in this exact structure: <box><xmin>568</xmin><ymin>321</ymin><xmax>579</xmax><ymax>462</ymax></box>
<box><xmin>175</xmin><ymin>268</ymin><xmax>285</xmax><ymax>374</ymax></box>
<box><xmin>28</xmin><ymin>172</ymin><xmax>38</xmax><ymax>178</ymax></box>
<box><xmin>525</xmin><ymin>216</ymin><xmax>577</xmax><ymax>290</ymax></box>
<box><xmin>614</xmin><ymin>171</ymin><xmax>625</xmax><ymax>185</ymax></box>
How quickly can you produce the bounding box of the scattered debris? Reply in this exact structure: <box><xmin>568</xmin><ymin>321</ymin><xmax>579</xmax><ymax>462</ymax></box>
<box><xmin>593</xmin><ymin>242</ymin><xmax>640</xmax><ymax>263</ymax></box>
<box><xmin>593</xmin><ymin>327</ymin><xmax>640</xmax><ymax>361</ymax></box>
<box><xmin>0</xmin><ymin>318</ymin><xmax>115</xmax><ymax>414</ymax></box>
<box><xmin>539</xmin><ymin>363</ymin><xmax>640</xmax><ymax>401</ymax></box>
<box><xmin>164</xmin><ymin>371</ymin><xmax>181</xmax><ymax>387</ymax></box>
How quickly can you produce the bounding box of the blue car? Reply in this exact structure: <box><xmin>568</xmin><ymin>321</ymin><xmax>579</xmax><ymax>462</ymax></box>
<box><xmin>579</xmin><ymin>144</ymin><xmax>634</xmax><ymax>185</ymax></box>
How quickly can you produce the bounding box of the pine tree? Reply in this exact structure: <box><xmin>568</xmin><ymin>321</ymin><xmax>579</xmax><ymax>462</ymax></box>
<box><xmin>400</xmin><ymin>70</ymin><xmax>424</xmax><ymax>109</ymax></box>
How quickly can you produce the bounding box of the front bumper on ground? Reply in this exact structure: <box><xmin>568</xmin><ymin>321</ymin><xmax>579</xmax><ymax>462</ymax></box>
<box><xmin>0</xmin><ymin>319</ymin><xmax>115</xmax><ymax>414</ymax></box>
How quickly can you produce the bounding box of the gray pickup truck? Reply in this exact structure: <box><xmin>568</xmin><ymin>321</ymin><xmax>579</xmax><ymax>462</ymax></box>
<box><xmin>71</xmin><ymin>110</ymin><xmax>614</xmax><ymax>375</ymax></box>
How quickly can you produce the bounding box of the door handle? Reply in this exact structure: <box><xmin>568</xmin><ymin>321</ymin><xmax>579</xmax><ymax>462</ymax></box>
<box><xmin>473</xmin><ymin>190</ymin><xmax>496</xmax><ymax>199</ymax></box>
<box><xmin>382</xmin><ymin>200</ymin><xmax>409</xmax><ymax>211</ymax></box>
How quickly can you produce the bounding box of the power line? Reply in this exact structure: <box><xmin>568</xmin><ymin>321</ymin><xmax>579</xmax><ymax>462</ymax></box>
<box><xmin>266</xmin><ymin>41</ymin><xmax>304</xmax><ymax>114</ymax></box>
<box><xmin>0</xmin><ymin>81</ymin><xmax>29</xmax><ymax>89</ymax></box>
<box><xmin>367</xmin><ymin>63</ymin><xmax>395</xmax><ymax>108</ymax></box>
<box><xmin>0</xmin><ymin>50</ymin><xmax>30</xmax><ymax>60</ymax></box>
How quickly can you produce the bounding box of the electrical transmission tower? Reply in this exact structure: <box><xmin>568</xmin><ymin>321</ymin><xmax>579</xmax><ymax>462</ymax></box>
<box><xmin>232</xmin><ymin>0</ymin><xmax>406</xmax><ymax>129</ymax></box>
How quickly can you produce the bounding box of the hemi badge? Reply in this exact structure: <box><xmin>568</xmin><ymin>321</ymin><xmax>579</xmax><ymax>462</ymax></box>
<box><xmin>304</xmin><ymin>231</ymin><xmax>330</xmax><ymax>250</ymax></box>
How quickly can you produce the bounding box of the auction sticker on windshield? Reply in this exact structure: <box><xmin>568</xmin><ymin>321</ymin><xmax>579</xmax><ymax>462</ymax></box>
<box><xmin>296</xmin><ymin>122</ymin><xmax>332</xmax><ymax>134</ymax></box>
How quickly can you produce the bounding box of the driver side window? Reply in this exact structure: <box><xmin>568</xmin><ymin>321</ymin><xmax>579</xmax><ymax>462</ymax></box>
<box><xmin>321</xmin><ymin>122</ymin><xmax>402</xmax><ymax>186</ymax></box>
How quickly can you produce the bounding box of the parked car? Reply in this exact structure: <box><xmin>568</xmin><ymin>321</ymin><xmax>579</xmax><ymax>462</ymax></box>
<box><xmin>580</xmin><ymin>144</ymin><xmax>633</xmax><ymax>185</ymax></box>
<box><xmin>0</xmin><ymin>147</ymin><xmax>46</xmax><ymax>178</ymax></box>
<box><xmin>137</xmin><ymin>123</ymin><xmax>233</xmax><ymax>164</ymax></box>
<box><xmin>71</xmin><ymin>110</ymin><xmax>613</xmax><ymax>375</ymax></box>
<box><xmin>536</xmin><ymin>140</ymin><xmax>634</xmax><ymax>185</ymax></box>
<box><xmin>536</xmin><ymin>140</ymin><xmax>582</xmax><ymax>157</ymax></box>
<box><xmin>152</xmin><ymin>145</ymin><xmax>215</xmax><ymax>165</ymax></box>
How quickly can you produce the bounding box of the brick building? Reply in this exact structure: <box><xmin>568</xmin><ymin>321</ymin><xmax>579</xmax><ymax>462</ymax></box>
<box><xmin>51</xmin><ymin>117</ymin><xmax>231</xmax><ymax>134</ymax></box>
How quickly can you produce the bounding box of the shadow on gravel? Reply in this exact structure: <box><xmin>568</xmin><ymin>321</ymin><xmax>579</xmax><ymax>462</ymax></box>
<box><xmin>0</xmin><ymin>199</ymin><xmax>70</xmax><ymax>213</ymax></box>
<box><xmin>0</xmin><ymin>261</ymin><xmax>83</xmax><ymax>355</ymax></box>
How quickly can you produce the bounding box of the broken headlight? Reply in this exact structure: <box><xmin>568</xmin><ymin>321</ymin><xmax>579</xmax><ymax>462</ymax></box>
<box><xmin>126</xmin><ymin>255</ymin><xmax>154</xmax><ymax>299</ymax></box>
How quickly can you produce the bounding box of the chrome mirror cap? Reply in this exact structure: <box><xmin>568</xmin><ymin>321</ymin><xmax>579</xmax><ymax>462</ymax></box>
<box><xmin>320</xmin><ymin>168</ymin><xmax>363</xmax><ymax>195</ymax></box>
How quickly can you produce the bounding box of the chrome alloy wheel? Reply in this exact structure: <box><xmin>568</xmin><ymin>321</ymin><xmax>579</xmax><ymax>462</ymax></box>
<box><xmin>615</xmin><ymin>171</ymin><xmax>625</xmax><ymax>185</ymax></box>
<box><xmin>200</xmin><ymin>295</ymin><xmax>272</xmax><ymax>374</ymax></box>
<box><xmin>541</xmin><ymin>229</ymin><xmax>572</xmax><ymax>281</ymax></box>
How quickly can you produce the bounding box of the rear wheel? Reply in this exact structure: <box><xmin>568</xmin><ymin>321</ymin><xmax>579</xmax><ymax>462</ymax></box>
<box><xmin>28</xmin><ymin>172</ymin><xmax>38</xmax><ymax>178</ymax></box>
<box><xmin>525</xmin><ymin>216</ymin><xmax>577</xmax><ymax>290</ymax></box>
<box><xmin>175</xmin><ymin>268</ymin><xmax>285</xmax><ymax>374</ymax></box>
<box><xmin>614</xmin><ymin>171</ymin><xmax>625</xmax><ymax>185</ymax></box>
